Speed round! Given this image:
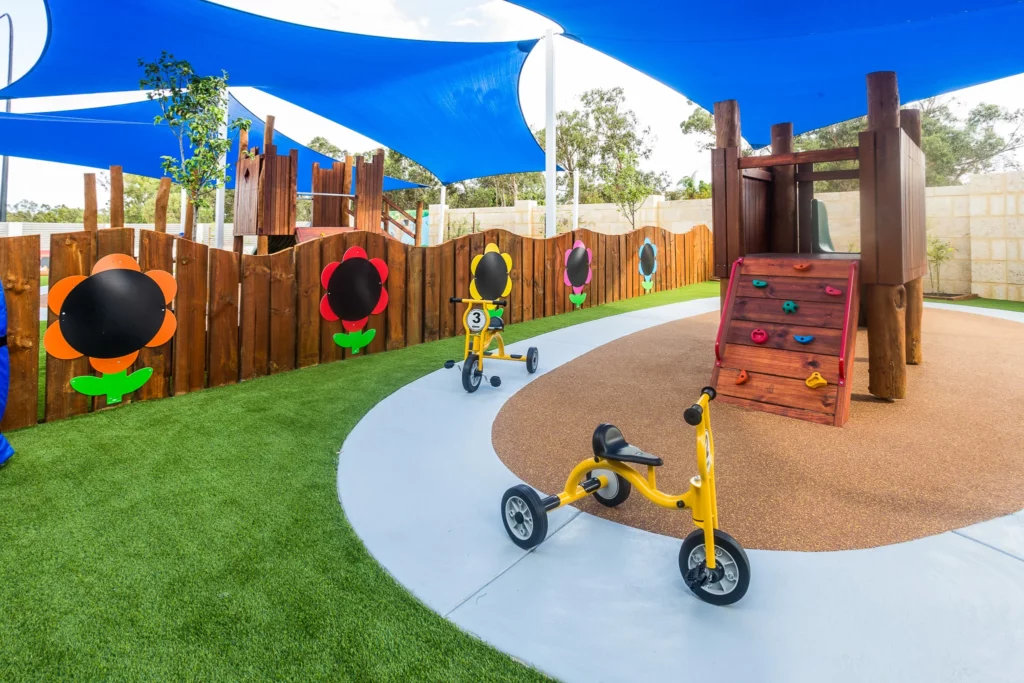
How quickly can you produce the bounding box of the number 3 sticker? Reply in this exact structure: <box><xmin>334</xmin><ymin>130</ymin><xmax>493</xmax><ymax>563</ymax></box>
<box><xmin>467</xmin><ymin>309</ymin><xmax>487</xmax><ymax>333</ymax></box>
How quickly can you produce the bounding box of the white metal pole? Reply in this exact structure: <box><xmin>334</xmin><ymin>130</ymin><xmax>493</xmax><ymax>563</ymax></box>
<box><xmin>0</xmin><ymin>13</ymin><xmax>14</xmax><ymax>223</ymax></box>
<box><xmin>179</xmin><ymin>189</ymin><xmax>187</xmax><ymax>236</ymax></box>
<box><xmin>439</xmin><ymin>185</ymin><xmax>447</xmax><ymax>243</ymax></box>
<box><xmin>214</xmin><ymin>103</ymin><xmax>228</xmax><ymax>249</ymax></box>
<box><xmin>544</xmin><ymin>28</ymin><xmax>557</xmax><ymax>238</ymax></box>
<box><xmin>572</xmin><ymin>169</ymin><xmax>579</xmax><ymax>232</ymax></box>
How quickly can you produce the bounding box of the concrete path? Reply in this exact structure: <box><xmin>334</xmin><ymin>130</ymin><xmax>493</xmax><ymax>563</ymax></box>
<box><xmin>338</xmin><ymin>299</ymin><xmax>1024</xmax><ymax>683</ymax></box>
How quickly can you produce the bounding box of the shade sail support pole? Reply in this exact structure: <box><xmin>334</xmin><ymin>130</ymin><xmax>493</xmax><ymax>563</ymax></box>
<box><xmin>214</xmin><ymin>100</ymin><xmax>228</xmax><ymax>250</ymax></box>
<box><xmin>179</xmin><ymin>189</ymin><xmax>187</xmax><ymax>236</ymax></box>
<box><xmin>439</xmin><ymin>185</ymin><xmax>447</xmax><ymax>243</ymax></box>
<box><xmin>544</xmin><ymin>28</ymin><xmax>557</xmax><ymax>238</ymax></box>
<box><xmin>572</xmin><ymin>168</ymin><xmax>579</xmax><ymax>232</ymax></box>
<box><xmin>0</xmin><ymin>13</ymin><xmax>14</xmax><ymax>223</ymax></box>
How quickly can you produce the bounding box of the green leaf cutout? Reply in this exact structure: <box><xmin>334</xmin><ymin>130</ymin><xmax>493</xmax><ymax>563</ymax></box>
<box><xmin>568</xmin><ymin>292</ymin><xmax>587</xmax><ymax>308</ymax></box>
<box><xmin>333</xmin><ymin>328</ymin><xmax>376</xmax><ymax>354</ymax></box>
<box><xmin>489</xmin><ymin>308</ymin><xmax>504</xmax><ymax>318</ymax></box>
<box><xmin>641</xmin><ymin>280</ymin><xmax>654</xmax><ymax>291</ymax></box>
<box><xmin>69</xmin><ymin>368</ymin><xmax>154</xmax><ymax>404</ymax></box>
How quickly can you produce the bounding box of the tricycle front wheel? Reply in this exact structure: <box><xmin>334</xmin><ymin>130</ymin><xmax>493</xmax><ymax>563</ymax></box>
<box><xmin>501</xmin><ymin>485</ymin><xmax>549</xmax><ymax>549</ymax></box>
<box><xmin>679</xmin><ymin>529</ymin><xmax>750</xmax><ymax>606</ymax></box>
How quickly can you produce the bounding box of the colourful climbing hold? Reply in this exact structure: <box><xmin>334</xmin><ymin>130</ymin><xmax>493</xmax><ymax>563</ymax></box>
<box><xmin>825</xmin><ymin>286</ymin><xmax>843</xmax><ymax>296</ymax></box>
<box><xmin>805</xmin><ymin>372</ymin><xmax>827</xmax><ymax>389</ymax></box>
<box><xmin>793</xmin><ymin>263</ymin><xmax>811</xmax><ymax>271</ymax></box>
<box><xmin>750</xmin><ymin>328</ymin><xmax>768</xmax><ymax>344</ymax></box>
<box><xmin>794</xmin><ymin>335</ymin><xmax>814</xmax><ymax>344</ymax></box>
<box><xmin>752</xmin><ymin>280</ymin><xmax>768</xmax><ymax>288</ymax></box>
<box><xmin>736</xmin><ymin>369</ymin><xmax>749</xmax><ymax>385</ymax></box>
<box><xmin>782</xmin><ymin>300</ymin><xmax>799</xmax><ymax>313</ymax></box>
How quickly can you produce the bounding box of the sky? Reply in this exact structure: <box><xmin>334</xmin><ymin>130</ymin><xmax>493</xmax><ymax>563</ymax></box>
<box><xmin>4</xmin><ymin>0</ymin><xmax>1024</xmax><ymax>210</ymax></box>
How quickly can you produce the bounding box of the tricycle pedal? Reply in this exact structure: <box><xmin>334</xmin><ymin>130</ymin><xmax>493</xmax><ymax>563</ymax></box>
<box><xmin>443</xmin><ymin>360</ymin><xmax>455</xmax><ymax>369</ymax></box>
<box><xmin>509</xmin><ymin>353</ymin><xmax>523</xmax><ymax>359</ymax></box>
<box><xmin>581</xmin><ymin>477</ymin><xmax>602</xmax><ymax>494</ymax></box>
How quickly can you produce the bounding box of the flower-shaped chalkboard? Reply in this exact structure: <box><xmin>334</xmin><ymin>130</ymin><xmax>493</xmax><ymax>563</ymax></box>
<box><xmin>44</xmin><ymin>254</ymin><xmax>177</xmax><ymax>403</ymax></box>
<box><xmin>564</xmin><ymin>239</ymin><xmax>592</xmax><ymax>309</ymax></box>
<box><xmin>470</xmin><ymin>243</ymin><xmax>512</xmax><ymax>317</ymax></box>
<box><xmin>320</xmin><ymin>246</ymin><xmax>389</xmax><ymax>355</ymax></box>
<box><xmin>638</xmin><ymin>237</ymin><xmax>658</xmax><ymax>292</ymax></box>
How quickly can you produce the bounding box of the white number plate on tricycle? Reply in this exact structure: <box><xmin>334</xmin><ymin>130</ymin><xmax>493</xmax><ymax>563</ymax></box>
<box><xmin>466</xmin><ymin>308</ymin><xmax>488</xmax><ymax>333</ymax></box>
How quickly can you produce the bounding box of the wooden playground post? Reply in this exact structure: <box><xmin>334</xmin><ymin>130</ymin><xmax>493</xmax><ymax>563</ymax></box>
<box><xmin>865</xmin><ymin>71</ymin><xmax>907</xmax><ymax>399</ymax></box>
<box><xmin>770</xmin><ymin>123</ymin><xmax>797</xmax><ymax>253</ymax></box>
<box><xmin>257</xmin><ymin>116</ymin><xmax>275</xmax><ymax>255</ymax></box>
<box><xmin>109</xmin><ymin>165</ymin><xmax>124</xmax><ymax>228</ymax></box>
<box><xmin>154</xmin><ymin>177</ymin><xmax>171</xmax><ymax>233</ymax></box>
<box><xmin>713</xmin><ymin>99</ymin><xmax>741</xmax><ymax>309</ymax></box>
<box><xmin>83</xmin><ymin>173</ymin><xmax>98</xmax><ymax>231</ymax></box>
<box><xmin>233</xmin><ymin>127</ymin><xmax>248</xmax><ymax>253</ymax></box>
<box><xmin>184</xmin><ymin>198</ymin><xmax>196</xmax><ymax>241</ymax></box>
<box><xmin>415</xmin><ymin>201</ymin><xmax>424</xmax><ymax>245</ymax></box>
<box><xmin>901</xmin><ymin>108</ymin><xmax>925</xmax><ymax>365</ymax></box>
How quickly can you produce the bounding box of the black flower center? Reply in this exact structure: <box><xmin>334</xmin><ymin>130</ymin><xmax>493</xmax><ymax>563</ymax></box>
<box><xmin>474</xmin><ymin>252</ymin><xmax>508</xmax><ymax>301</ymax></box>
<box><xmin>327</xmin><ymin>258</ymin><xmax>383</xmax><ymax>322</ymax></box>
<box><xmin>566</xmin><ymin>247</ymin><xmax>589</xmax><ymax>288</ymax></box>
<box><xmin>640</xmin><ymin>244</ymin><xmax>656</xmax><ymax>277</ymax></box>
<box><xmin>60</xmin><ymin>269</ymin><xmax>166</xmax><ymax>359</ymax></box>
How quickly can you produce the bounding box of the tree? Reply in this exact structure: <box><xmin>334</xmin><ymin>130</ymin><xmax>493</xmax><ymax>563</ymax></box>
<box><xmin>5</xmin><ymin>200</ymin><xmax>109</xmax><ymax>223</ymax></box>
<box><xmin>666</xmin><ymin>173</ymin><xmax>712</xmax><ymax>200</ymax></box>
<box><xmin>308</xmin><ymin>136</ymin><xmax>345</xmax><ymax>160</ymax></box>
<box><xmin>927</xmin><ymin>233</ymin><xmax>956</xmax><ymax>293</ymax></box>
<box><xmin>139</xmin><ymin>52</ymin><xmax>249</xmax><ymax>240</ymax></box>
<box><xmin>605</xmin><ymin>152</ymin><xmax>669</xmax><ymax>229</ymax></box>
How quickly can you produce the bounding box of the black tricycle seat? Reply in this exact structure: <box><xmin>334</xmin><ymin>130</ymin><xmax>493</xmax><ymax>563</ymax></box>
<box><xmin>592</xmin><ymin>424</ymin><xmax>663</xmax><ymax>466</ymax></box>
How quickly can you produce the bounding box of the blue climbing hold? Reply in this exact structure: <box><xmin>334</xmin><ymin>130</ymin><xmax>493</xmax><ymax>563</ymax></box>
<box><xmin>782</xmin><ymin>300</ymin><xmax>799</xmax><ymax>313</ymax></box>
<box><xmin>752</xmin><ymin>280</ymin><xmax>768</xmax><ymax>288</ymax></box>
<box><xmin>794</xmin><ymin>335</ymin><xmax>814</xmax><ymax>344</ymax></box>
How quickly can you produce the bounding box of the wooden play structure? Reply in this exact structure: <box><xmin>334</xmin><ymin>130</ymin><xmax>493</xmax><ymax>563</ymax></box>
<box><xmin>710</xmin><ymin>71</ymin><xmax>926</xmax><ymax>426</ymax></box>
<box><xmin>231</xmin><ymin>115</ymin><xmax>423</xmax><ymax>253</ymax></box>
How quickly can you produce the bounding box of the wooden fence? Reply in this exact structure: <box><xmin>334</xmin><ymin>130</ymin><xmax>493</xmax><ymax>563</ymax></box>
<box><xmin>0</xmin><ymin>224</ymin><xmax>713</xmax><ymax>431</ymax></box>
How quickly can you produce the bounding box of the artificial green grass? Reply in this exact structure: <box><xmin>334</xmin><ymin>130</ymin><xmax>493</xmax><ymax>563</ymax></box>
<box><xmin>2</xmin><ymin>282</ymin><xmax>718</xmax><ymax>682</ymax></box>
<box><xmin>925</xmin><ymin>296</ymin><xmax>1024</xmax><ymax>313</ymax></box>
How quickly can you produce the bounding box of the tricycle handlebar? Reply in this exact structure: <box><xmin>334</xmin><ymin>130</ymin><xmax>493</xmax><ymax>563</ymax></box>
<box><xmin>449</xmin><ymin>297</ymin><xmax>507</xmax><ymax>307</ymax></box>
<box><xmin>683</xmin><ymin>387</ymin><xmax>717</xmax><ymax>427</ymax></box>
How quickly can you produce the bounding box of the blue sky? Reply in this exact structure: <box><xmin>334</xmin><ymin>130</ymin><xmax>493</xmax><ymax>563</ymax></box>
<box><xmin>4</xmin><ymin>0</ymin><xmax>1024</xmax><ymax>209</ymax></box>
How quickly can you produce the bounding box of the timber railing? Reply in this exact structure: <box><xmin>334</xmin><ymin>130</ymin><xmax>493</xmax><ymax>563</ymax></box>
<box><xmin>0</xmin><ymin>224</ymin><xmax>713</xmax><ymax>431</ymax></box>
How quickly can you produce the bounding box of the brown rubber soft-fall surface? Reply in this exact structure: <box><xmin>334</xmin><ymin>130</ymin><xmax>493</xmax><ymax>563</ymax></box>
<box><xmin>492</xmin><ymin>309</ymin><xmax>1024</xmax><ymax>551</ymax></box>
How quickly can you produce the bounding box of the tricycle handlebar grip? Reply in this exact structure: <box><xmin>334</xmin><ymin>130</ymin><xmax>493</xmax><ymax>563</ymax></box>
<box><xmin>683</xmin><ymin>404</ymin><xmax>703</xmax><ymax>427</ymax></box>
<box><xmin>701</xmin><ymin>386</ymin><xmax>717</xmax><ymax>401</ymax></box>
<box><xmin>449</xmin><ymin>297</ymin><xmax>461</xmax><ymax>304</ymax></box>
<box><xmin>494</xmin><ymin>299</ymin><xmax>507</xmax><ymax>307</ymax></box>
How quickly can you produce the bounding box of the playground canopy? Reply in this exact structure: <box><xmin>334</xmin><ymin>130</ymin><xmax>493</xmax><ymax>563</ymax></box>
<box><xmin>510</xmin><ymin>0</ymin><xmax>1024</xmax><ymax>144</ymax></box>
<box><xmin>1</xmin><ymin>0</ymin><xmax>546</xmax><ymax>183</ymax></box>
<box><xmin>0</xmin><ymin>95</ymin><xmax>423</xmax><ymax>193</ymax></box>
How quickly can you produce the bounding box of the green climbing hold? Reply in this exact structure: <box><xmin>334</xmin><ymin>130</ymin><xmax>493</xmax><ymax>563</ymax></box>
<box><xmin>782</xmin><ymin>300</ymin><xmax>799</xmax><ymax>314</ymax></box>
<box><xmin>752</xmin><ymin>280</ymin><xmax>768</xmax><ymax>288</ymax></box>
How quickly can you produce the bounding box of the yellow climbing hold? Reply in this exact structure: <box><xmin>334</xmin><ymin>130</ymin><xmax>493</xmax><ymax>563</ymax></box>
<box><xmin>805</xmin><ymin>372</ymin><xmax>827</xmax><ymax>389</ymax></box>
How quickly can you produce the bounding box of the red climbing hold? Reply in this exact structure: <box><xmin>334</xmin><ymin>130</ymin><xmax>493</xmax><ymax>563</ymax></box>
<box><xmin>736</xmin><ymin>369</ymin><xmax>749</xmax><ymax>385</ymax></box>
<box><xmin>750</xmin><ymin>328</ymin><xmax>768</xmax><ymax>344</ymax></box>
<box><xmin>825</xmin><ymin>286</ymin><xmax>843</xmax><ymax>296</ymax></box>
<box><xmin>793</xmin><ymin>263</ymin><xmax>811</xmax><ymax>271</ymax></box>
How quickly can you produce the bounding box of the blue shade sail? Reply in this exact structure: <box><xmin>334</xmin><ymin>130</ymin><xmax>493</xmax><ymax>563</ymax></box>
<box><xmin>510</xmin><ymin>1</ymin><xmax>1024</xmax><ymax>145</ymax></box>
<box><xmin>0</xmin><ymin>0</ymin><xmax>546</xmax><ymax>183</ymax></box>
<box><xmin>0</xmin><ymin>95</ymin><xmax>423</xmax><ymax>192</ymax></box>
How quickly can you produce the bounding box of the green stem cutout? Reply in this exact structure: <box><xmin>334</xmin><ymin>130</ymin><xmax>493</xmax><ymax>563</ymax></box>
<box><xmin>333</xmin><ymin>328</ymin><xmax>376</xmax><ymax>354</ymax></box>
<box><xmin>641</xmin><ymin>280</ymin><xmax>654</xmax><ymax>292</ymax></box>
<box><xmin>568</xmin><ymin>292</ymin><xmax>587</xmax><ymax>309</ymax></box>
<box><xmin>69</xmin><ymin>368</ymin><xmax>154</xmax><ymax>404</ymax></box>
<box><xmin>489</xmin><ymin>307</ymin><xmax>504</xmax><ymax>318</ymax></box>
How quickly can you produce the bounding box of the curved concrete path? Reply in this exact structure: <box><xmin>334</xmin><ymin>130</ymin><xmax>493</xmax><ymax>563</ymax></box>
<box><xmin>339</xmin><ymin>299</ymin><xmax>1024</xmax><ymax>683</ymax></box>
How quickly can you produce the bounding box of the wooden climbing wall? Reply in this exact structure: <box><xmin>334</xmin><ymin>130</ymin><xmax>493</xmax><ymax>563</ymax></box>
<box><xmin>711</xmin><ymin>254</ymin><xmax>860</xmax><ymax>427</ymax></box>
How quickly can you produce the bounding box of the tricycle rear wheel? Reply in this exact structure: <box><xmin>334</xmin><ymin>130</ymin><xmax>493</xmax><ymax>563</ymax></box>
<box><xmin>588</xmin><ymin>469</ymin><xmax>631</xmax><ymax>507</ymax></box>
<box><xmin>679</xmin><ymin>529</ymin><xmax>750</xmax><ymax>606</ymax></box>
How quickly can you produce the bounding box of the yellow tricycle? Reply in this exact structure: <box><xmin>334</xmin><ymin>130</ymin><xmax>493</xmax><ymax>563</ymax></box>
<box><xmin>500</xmin><ymin>387</ymin><xmax>750</xmax><ymax>605</ymax></box>
<box><xmin>444</xmin><ymin>297</ymin><xmax>538</xmax><ymax>393</ymax></box>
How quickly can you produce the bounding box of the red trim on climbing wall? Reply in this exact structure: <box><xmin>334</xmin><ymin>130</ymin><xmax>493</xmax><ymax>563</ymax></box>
<box><xmin>715</xmin><ymin>257</ymin><xmax>743</xmax><ymax>364</ymax></box>
<box><xmin>838</xmin><ymin>261</ymin><xmax>858</xmax><ymax>384</ymax></box>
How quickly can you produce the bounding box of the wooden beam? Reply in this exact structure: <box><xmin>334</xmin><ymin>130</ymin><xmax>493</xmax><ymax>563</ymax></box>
<box><xmin>237</xmin><ymin>128</ymin><xmax>249</xmax><ymax>165</ymax></box>
<box><xmin>797</xmin><ymin>162</ymin><xmax>814</xmax><ymax>253</ymax></box>
<box><xmin>83</xmin><ymin>173</ymin><xmax>98</xmax><ymax>231</ymax></box>
<box><xmin>184</xmin><ymin>197</ymin><xmax>195</xmax><ymax>241</ymax></box>
<box><xmin>385</xmin><ymin>213</ymin><xmax>415</xmax><ymax>239</ymax></box>
<box><xmin>902</xmin><ymin>108</ymin><xmax>924</xmax><ymax>365</ymax></box>
<box><xmin>795</xmin><ymin>169</ymin><xmax>861</xmax><ymax>183</ymax></box>
<box><xmin>383</xmin><ymin>195</ymin><xmax>417</xmax><ymax>223</ymax></box>
<box><xmin>738</xmin><ymin>147</ymin><xmax>859</xmax><ymax>168</ymax></box>
<box><xmin>867</xmin><ymin>71</ymin><xmax>900</xmax><ymax>131</ymax></box>
<box><xmin>713</xmin><ymin>100</ymin><xmax>741</xmax><ymax>148</ymax></box>
<box><xmin>154</xmin><ymin>177</ymin><xmax>171</xmax><ymax>233</ymax></box>
<box><xmin>741</xmin><ymin>168</ymin><xmax>771</xmax><ymax>181</ymax></box>
<box><xmin>769</xmin><ymin>122</ymin><xmax>797</xmax><ymax>253</ymax></box>
<box><xmin>900</xmin><ymin>108</ymin><xmax>923</xmax><ymax>147</ymax></box>
<box><xmin>109</xmin><ymin>165</ymin><xmax>124</xmax><ymax>228</ymax></box>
